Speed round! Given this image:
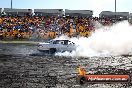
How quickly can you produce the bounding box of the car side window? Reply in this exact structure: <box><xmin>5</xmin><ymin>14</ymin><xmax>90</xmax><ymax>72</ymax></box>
<box><xmin>53</xmin><ymin>41</ymin><xmax>56</xmax><ymax>44</ymax></box>
<box><xmin>60</xmin><ymin>41</ymin><xmax>64</xmax><ymax>45</ymax></box>
<box><xmin>52</xmin><ymin>40</ymin><xmax>74</xmax><ymax>45</ymax></box>
<box><xmin>68</xmin><ymin>41</ymin><xmax>75</xmax><ymax>45</ymax></box>
<box><xmin>64</xmin><ymin>40</ymin><xmax>68</xmax><ymax>45</ymax></box>
<box><xmin>53</xmin><ymin>40</ymin><xmax>59</xmax><ymax>44</ymax></box>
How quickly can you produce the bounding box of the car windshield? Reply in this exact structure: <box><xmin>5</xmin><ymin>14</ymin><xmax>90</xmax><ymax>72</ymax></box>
<box><xmin>46</xmin><ymin>40</ymin><xmax>52</xmax><ymax>43</ymax></box>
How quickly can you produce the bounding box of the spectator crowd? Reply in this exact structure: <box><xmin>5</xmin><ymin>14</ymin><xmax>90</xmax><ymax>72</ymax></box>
<box><xmin>0</xmin><ymin>15</ymin><xmax>115</xmax><ymax>40</ymax></box>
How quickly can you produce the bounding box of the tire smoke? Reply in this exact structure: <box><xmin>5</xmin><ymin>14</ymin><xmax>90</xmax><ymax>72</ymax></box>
<box><xmin>55</xmin><ymin>21</ymin><xmax>132</xmax><ymax>57</ymax></box>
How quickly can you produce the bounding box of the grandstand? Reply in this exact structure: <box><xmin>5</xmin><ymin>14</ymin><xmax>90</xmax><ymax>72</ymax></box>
<box><xmin>3</xmin><ymin>8</ymin><xmax>32</xmax><ymax>16</ymax></box>
<box><xmin>0</xmin><ymin>8</ymin><xmax>131</xmax><ymax>18</ymax></box>
<box><xmin>65</xmin><ymin>9</ymin><xmax>93</xmax><ymax>17</ymax></box>
<box><xmin>34</xmin><ymin>9</ymin><xmax>64</xmax><ymax>16</ymax></box>
<box><xmin>0</xmin><ymin>8</ymin><xmax>2</xmax><ymax>16</ymax></box>
<box><xmin>0</xmin><ymin>8</ymin><xmax>132</xmax><ymax>40</ymax></box>
<box><xmin>99</xmin><ymin>11</ymin><xmax>129</xmax><ymax>20</ymax></box>
<box><xmin>128</xmin><ymin>13</ymin><xmax>132</xmax><ymax>23</ymax></box>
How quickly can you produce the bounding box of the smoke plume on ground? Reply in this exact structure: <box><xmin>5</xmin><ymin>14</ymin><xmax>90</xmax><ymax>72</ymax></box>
<box><xmin>55</xmin><ymin>21</ymin><xmax>132</xmax><ymax>57</ymax></box>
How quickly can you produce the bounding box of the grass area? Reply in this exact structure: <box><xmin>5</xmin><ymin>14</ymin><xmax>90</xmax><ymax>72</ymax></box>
<box><xmin>0</xmin><ymin>40</ymin><xmax>40</xmax><ymax>44</ymax></box>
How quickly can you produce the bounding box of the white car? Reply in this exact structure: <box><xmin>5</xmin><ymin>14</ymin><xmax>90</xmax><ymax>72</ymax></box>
<box><xmin>37</xmin><ymin>40</ymin><xmax>76</xmax><ymax>53</ymax></box>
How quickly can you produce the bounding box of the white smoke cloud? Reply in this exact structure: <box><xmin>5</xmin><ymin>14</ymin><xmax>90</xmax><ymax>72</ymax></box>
<box><xmin>55</xmin><ymin>21</ymin><xmax>132</xmax><ymax>57</ymax></box>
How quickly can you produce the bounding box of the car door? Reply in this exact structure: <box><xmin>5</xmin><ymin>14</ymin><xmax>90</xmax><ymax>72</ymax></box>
<box><xmin>58</xmin><ymin>40</ymin><xmax>66</xmax><ymax>52</ymax></box>
<box><xmin>52</xmin><ymin>40</ymin><xmax>60</xmax><ymax>51</ymax></box>
<box><xmin>52</xmin><ymin>40</ymin><xmax>66</xmax><ymax>52</ymax></box>
<box><xmin>61</xmin><ymin>40</ymin><xmax>74</xmax><ymax>52</ymax></box>
<box><xmin>67</xmin><ymin>41</ymin><xmax>76</xmax><ymax>51</ymax></box>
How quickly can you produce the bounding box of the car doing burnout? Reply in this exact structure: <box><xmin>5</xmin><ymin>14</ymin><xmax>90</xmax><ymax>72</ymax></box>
<box><xmin>37</xmin><ymin>40</ymin><xmax>76</xmax><ymax>53</ymax></box>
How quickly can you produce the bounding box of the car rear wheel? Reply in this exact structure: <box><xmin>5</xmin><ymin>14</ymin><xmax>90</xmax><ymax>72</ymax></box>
<box><xmin>49</xmin><ymin>48</ymin><xmax>56</xmax><ymax>54</ymax></box>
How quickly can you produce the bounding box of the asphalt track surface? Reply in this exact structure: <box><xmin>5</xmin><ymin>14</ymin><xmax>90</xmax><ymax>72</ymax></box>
<box><xmin>0</xmin><ymin>43</ymin><xmax>132</xmax><ymax>88</ymax></box>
